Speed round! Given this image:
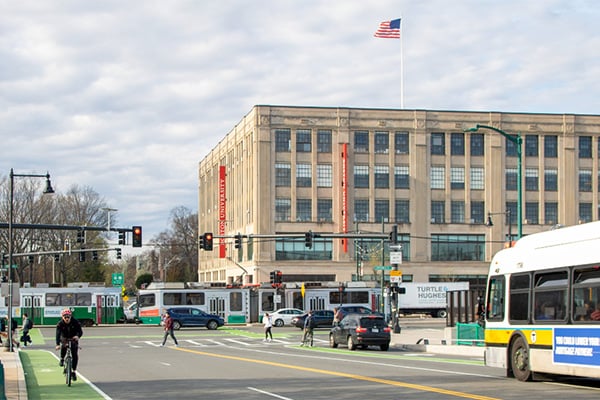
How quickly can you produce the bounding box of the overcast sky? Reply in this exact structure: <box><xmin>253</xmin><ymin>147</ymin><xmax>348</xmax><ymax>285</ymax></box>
<box><xmin>1</xmin><ymin>0</ymin><xmax>598</xmax><ymax>246</ymax></box>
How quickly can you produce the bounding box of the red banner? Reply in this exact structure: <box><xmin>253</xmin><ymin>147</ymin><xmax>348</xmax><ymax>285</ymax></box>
<box><xmin>341</xmin><ymin>143</ymin><xmax>348</xmax><ymax>253</ymax></box>
<box><xmin>219</xmin><ymin>166</ymin><xmax>226</xmax><ymax>258</ymax></box>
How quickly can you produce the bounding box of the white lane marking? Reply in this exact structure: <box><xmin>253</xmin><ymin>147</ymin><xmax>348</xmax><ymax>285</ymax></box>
<box><xmin>248</xmin><ymin>386</ymin><xmax>295</xmax><ymax>400</ymax></box>
<box><xmin>225</xmin><ymin>338</ymin><xmax>252</xmax><ymax>346</ymax></box>
<box><xmin>185</xmin><ymin>340</ymin><xmax>207</xmax><ymax>346</ymax></box>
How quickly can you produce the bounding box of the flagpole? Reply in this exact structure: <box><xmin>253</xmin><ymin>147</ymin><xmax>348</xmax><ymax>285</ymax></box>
<box><xmin>400</xmin><ymin>17</ymin><xmax>404</xmax><ymax>109</ymax></box>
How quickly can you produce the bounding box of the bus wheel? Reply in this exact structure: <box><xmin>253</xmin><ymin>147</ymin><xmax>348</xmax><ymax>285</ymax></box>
<box><xmin>511</xmin><ymin>336</ymin><xmax>532</xmax><ymax>381</ymax></box>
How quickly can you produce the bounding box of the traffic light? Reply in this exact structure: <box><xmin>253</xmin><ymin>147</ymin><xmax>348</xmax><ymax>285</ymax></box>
<box><xmin>79</xmin><ymin>250</ymin><xmax>86</xmax><ymax>262</ymax></box>
<box><xmin>92</xmin><ymin>251</ymin><xmax>98</xmax><ymax>261</ymax></box>
<box><xmin>269</xmin><ymin>270</ymin><xmax>276</xmax><ymax>284</ymax></box>
<box><xmin>305</xmin><ymin>231</ymin><xmax>313</xmax><ymax>249</ymax></box>
<box><xmin>77</xmin><ymin>229</ymin><xmax>86</xmax><ymax>244</ymax></box>
<box><xmin>121</xmin><ymin>285</ymin><xmax>126</xmax><ymax>297</ymax></box>
<box><xmin>116</xmin><ymin>248</ymin><xmax>122</xmax><ymax>260</ymax></box>
<box><xmin>234</xmin><ymin>234</ymin><xmax>242</xmax><ymax>249</ymax></box>
<box><xmin>275</xmin><ymin>270</ymin><xmax>283</xmax><ymax>284</ymax></box>
<box><xmin>54</xmin><ymin>254</ymin><xmax>60</xmax><ymax>262</ymax></box>
<box><xmin>202</xmin><ymin>232</ymin><xmax>214</xmax><ymax>251</ymax></box>
<box><xmin>118</xmin><ymin>230</ymin><xmax>126</xmax><ymax>245</ymax></box>
<box><xmin>132</xmin><ymin>226</ymin><xmax>142</xmax><ymax>247</ymax></box>
<box><xmin>28</xmin><ymin>255</ymin><xmax>34</xmax><ymax>264</ymax></box>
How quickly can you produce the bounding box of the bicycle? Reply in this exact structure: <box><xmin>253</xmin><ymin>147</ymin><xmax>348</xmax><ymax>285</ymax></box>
<box><xmin>301</xmin><ymin>328</ymin><xmax>314</xmax><ymax>347</ymax></box>
<box><xmin>60</xmin><ymin>339</ymin><xmax>77</xmax><ymax>386</ymax></box>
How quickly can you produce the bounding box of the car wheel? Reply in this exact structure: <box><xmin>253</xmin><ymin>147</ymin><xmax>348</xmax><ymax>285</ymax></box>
<box><xmin>380</xmin><ymin>343</ymin><xmax>389</xmax><ymax>351</ymax></box>
<box><xmin>274</xmin><ymin>319</ymin><xmax>284</xmax><ymax>327</ymax></box>
<box><xmin>207</xmin><ymin>320</ymin><xmax>219</xmax><ymax>330</ymax></box>
<box><xmin>436</xmin><ymin>309</ymin><xmax>448</xmax><ymax>318</ymax></box>
<box><xmin>329</xmin><ymin>334</ymin><xmax>338</xmax><ymax>348</ymax></box>
<box><xmin>347</xmin><ymin>335</ymin><xmax>357</xmax><ymax>350</ymax></box>
<box><xmin>173</xmin><ymin>320</ymin><xmax>181</xmax><ymax>330</ymax></box>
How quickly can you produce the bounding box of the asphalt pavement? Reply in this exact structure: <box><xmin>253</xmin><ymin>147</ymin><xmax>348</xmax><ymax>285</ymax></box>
<box><xmin>0</xmin><ymin>323</ymin><xmax>484</xmax><ymax>399</ymax></box>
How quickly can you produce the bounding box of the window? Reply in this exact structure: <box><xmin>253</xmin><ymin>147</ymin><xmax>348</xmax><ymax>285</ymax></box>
<box><xmin>317</xmin><ymin>199</ymin><xmax>332</xmax><ymax>221</ymax></box>
<box><xmin>544</xmin><ymin>135</ymin><xmax>558</xmax><ymax>158</ymax></box>
<box><xmin>470</xmin><ymin>133</ymin><xmax>484</xmax><ymax>156</ymax></box>
<box><xmin>431</xmin><ymin>201</ymin><xmax>445</xmax><ymax>224</ymax></box>
<box><xmin>487</xmin><ymin>275</ymin><xmax>505</xmax><ymax>321</ymax></box>
<box><xmin>525</xmin><ymin>202</ymin><xmax>539</xmax><ymax>224</ymax></box>
<box><xmin>275</xmin><ymin>163</ymin><xmax>291</xmax><ymax>187</ymax></box>
<box><xmin>533</xmin><ymin>271</ymin><xmax>567</xmax><ymax>322</ymax></box>
<box><xmin>579</xmin><ymin>169</ymin><xmax>592</xmax><ymax>192</ymax></box>
<box><xmin>375</xmin><ymin>131</ymin><xmax>389</xmax><ymax>153</ymax></box>
<box><xmin>431</xmin><ymin>234</ymin><xmax>485</xmax><ymax>261</ymax></box>
<box><xmin>450</xmin><ymin>167</ymin><xmax>465</xmax><ymax>189</ymax></box>
<box><xmin>506</xmin><ymin>138</ymin><xmax>517</xmax><ymax>157</ymax></box>
<box><xmin>275</xmin><ymin>198</ymin><xmax>291</xmax><ymax>221</ymax></box>
<box><xmin>317</xmin><ymin>164</ymin><xmax>332</xmax><ymax>187</ymax></box>
<box><xmin>354</xmin><ymin>199</ymin><xmax>369</xmax><ymax>222</ymax></box>
<box><xmin>509</xmin><ymin>274</ymin><xmax>530</xmax><ymax>322</ymax></box>
<box><xmin>395</xmin><ymin>199</ymin><xmax>409</xmax><ymax>223</ymax></box>
<box><xmin>394</xmin><ymin>165</ymin><xmax>409</xmax><ymax>189</ymax></box>
<box><xmin>545</xmin><ymin>169</ymin><xmax>558</xmax><ymax>191</ymax></box>
<box><xmin>579</xmin><ymin>202</ymin><xmax>592</xmax><ymax>223</ymax></box>
<box><xmin>354</xmin><ymin>165</ymin><xmax>369</xmax><ymax>188</ymax></box>
<box><xmin>471</xmin><ymin>201</ymin><xmax>485</xmax><ymax>224</ymax></box>
<box><xmin>451</xmin><ymin>201</ymin><xmax>465</xmax><ymax>223</ymax></box>
<box><xmin>545</xmin><ymin>202</ymin><xmax>558</xmax><ymax>225</ymax></box>
<box><xmin>296</xmin><ymin>164</ymin><xmax>312</xmax><ymax>187</ymax></box>
<box><xmin>451</xmin><ymin>133</ymin><xmax>464</xmax><ymax>155</ymax></box>
<box><xmin>276</xmin><ymin>238</ymin><xmax>333</xmax><ymax>261</ymax></box>
<box><xmin>525</xmin><ymin>135</ymin><xmax>538</xmax><ymax>157</ymax></box>
<box><xmin>525</xmin><ymin>168</ymin><xmax>538</xmax><ymax>191</ymax></box>
<box><xmin>296</xmin><ymin>199</ymin><xmax>312</xmax><ymax>221</ymax></box>
<box><xmin>317</xmin><ymin>130</ymin><xmax>332</xmax><ymax>153</ymax></box>
<box><xmin>470</xmin><ymin>167</ymin><xmax>484</xmax><ymax>190</ymax></box>
<box><xmin>296</xmin><ymin>129</ymin><xmax>312</xmax><ymax>152</ymax></box>
<box><xmin>431</xmin><ymin>132</ymin><xmax>445</xmax><ymax>155</ymax></box>
<box><xmin>506</xmin><ymin>202</ymin><xmax>517</xmax><ymax>225</ymax></box>
<box><xmin>430</xmin><ymin>166</ymin><xmax>445</xmax><ymax>189</ymax></box>
<box><xmin>506</xmin><ymin>168</ymin><xmax>517</xmax><ymax>191</ymax></box>
<box><xmin>579</xmin><ymin>136</ymin><xmax>592</xmax><ymax>158</ymax></box>
<box><xmin>395</xmin><ymin>131</ymin><xmax>409</xmax><ymax>154</ymax></box>
<box><xmin>275</xmin><ymin>129</ymin><xmax>291</xmax><ymax>152</ymax></box>
<box><xmin>375</xmin><ymin>200</ymin><xmax>389</xmax><ymax>223</ymax></box>
<box><xmin>374</xmin><ymin>165</ymin><xmax>389</xmax><ymax>188</ymax></box>
<box><xmin>572</xmin><ymin>267</ymin><xmax>600</xmax><ymax>322</ymax></box>
<box><xmin>354</xmin><ymin>131</ymin><xmax>369</xmax><ymax>152</ymax></box>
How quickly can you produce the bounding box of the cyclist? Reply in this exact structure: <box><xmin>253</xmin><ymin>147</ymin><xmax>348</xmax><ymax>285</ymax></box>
<box><xmin>55</xmin><ymin>309</ymin><xmax>83</xmax><ymax>381</ymax></box>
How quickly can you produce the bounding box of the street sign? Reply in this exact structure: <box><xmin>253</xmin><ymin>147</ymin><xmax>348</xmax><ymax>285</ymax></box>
<box><xmin>112</xmin><ymin>272</ymin><xmax>124</xmax><ymax>286</ymax></box>
<box><xmin>373</xmin><ymin>265</ymin><xmax>392</xmax><ymax>271</ymax></box>
<box><xmin>390</xmin><ymin>251</ymin><xmax>403</xmax><ymax>264</ymax></box>
<box><xmin>390</xmin><ymin>270</ymin><xmax>402</xmax><ymax>283</ymax></box>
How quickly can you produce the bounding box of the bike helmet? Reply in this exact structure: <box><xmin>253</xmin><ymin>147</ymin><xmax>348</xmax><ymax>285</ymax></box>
<box><xmin>61</xmin><ymin>308</ymin><xmax>72</xmax><ymax>317</ymax></box>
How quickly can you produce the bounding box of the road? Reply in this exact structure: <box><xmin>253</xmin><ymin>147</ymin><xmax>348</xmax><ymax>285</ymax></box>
<box><xmin>28</xmin><ymin>321</ymin><xmax>600</xmax><ymax>400</ymax></box>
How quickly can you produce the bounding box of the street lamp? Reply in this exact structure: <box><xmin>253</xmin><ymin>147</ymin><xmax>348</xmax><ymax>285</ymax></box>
<box><xmin>486</xmin><ymin>210</ymin><xmax>513</xmax><ymax>247</ymax></box>
<box><xmin>8</xmin><ymin>169</ymin><xmax>54</xmax><ymax>352</ymax></box>
<box><xmin>465</xmin><ymin>124</ymin><xmax>522</xmax><ymax>239</ymax></box>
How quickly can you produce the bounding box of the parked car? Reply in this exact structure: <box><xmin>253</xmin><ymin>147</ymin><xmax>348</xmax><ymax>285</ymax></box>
<box><xmin>269</xmin><ymin>308</ymin><xmax>304</xmax><ymax>327</ymax></box>
<box><xmin>123</xmin><ymin>302</ymin><xmax>138</xmax><ymax>323</ymax></box>
<box><xmin>166</xmin><ymin>307</ymin><xmax>224</xmax><ymax>330</ymax></box>
<box><xmin>291</xmin><ymin>310</ymin><xmax>334</xmax><ymax>329</ymax></box>
<box><xmin>329</xmin><ymin>313</ymin><xmax>391</xmax><ymax>351</ymax></box>
<box><xmin>335</xmin><ymin>305</ymin><xmax>381</xmax><ymax>320</ymax></box>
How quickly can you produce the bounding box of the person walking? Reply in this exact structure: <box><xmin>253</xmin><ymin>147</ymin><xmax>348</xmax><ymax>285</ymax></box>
<box><xmin>161</xmin><ymin>311</ymin><xmax>179</xmax><ymax>347</ymax></box>
<box><xmin>263</xmin><ymin>312</ymin><xmax>273</xmax><ymax>342</ymax></box>
<box><xmin>55</xmin><ymin>309</ymin><xmax>83</xmax><ymax>381</ymax></box>
<box><xmin>301</xmin><ymin>311</ymin><xmax>315</xmax><ymax>347</ymax></box>
<box><xmin>21</xmin><ymin>313</ymin><xmax>33</xmax><ymax>346</ymax></box>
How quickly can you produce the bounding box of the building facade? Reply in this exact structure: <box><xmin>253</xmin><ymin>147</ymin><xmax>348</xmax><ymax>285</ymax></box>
<box><xmin>198</xmin><ymin>106</ymin><xmax>600</xmax><ymax>287</ymax></box>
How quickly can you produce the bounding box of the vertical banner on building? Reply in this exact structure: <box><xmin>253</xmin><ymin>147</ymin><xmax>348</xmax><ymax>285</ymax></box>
<box><xmin>341</xmin><ymin>143</ymin><xmax>348</xmax><ymax>253</ymax></box>
<box><xmin>219</xmin><ymin>165</ymin><xmax>226</xmax><ymax>258</ymax></box>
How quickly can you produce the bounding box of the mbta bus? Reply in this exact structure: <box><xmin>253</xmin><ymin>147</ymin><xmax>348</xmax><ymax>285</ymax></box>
<box><xmin>484</xmin><ymin>221</ymin><xmax>600</xmax><ymax>381</ymax></box>
<box><xmin>19</xmin><ymin>285</ymin><xmax>124</xmax><ymax>327</ymax></box>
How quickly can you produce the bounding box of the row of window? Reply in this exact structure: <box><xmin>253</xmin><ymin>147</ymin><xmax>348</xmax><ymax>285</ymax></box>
<box><xmin>276</xmin><ymin>129</ymin><xmax>600</xmax><ymax>160</ymax></box>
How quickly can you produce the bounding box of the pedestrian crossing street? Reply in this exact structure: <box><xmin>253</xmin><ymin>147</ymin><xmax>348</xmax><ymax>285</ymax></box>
<box><xmin>136</xmin><ymin>336</ymin><xmax>329</xmax><ymax>348</ymax></box>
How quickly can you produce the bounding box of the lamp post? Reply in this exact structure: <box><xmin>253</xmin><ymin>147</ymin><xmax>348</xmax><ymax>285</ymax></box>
<box><xmin>8</xmin><ymin>169</ymin><xmax>54</xmax><ymax>352</ymax></box>
<box><xmin>465</xmin><ymin>124</ymin><xmax>522</xmax><ymax>239</ymax></box>
<box><xmin>486</xmin><ymin>210</ymin><xmax>513</xmax><ymax>247</ymax></box>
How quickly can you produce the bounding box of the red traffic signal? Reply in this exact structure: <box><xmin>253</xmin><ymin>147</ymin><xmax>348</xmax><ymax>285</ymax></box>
<box><xmin>202</xmin><ymin>232</ymin><xmax>214</xmax><ymax>251</ymax></box>
<box><xmin>132</xmin><ymin>226</ymin><xmax>142</xmax><ymax>247</ymax></box>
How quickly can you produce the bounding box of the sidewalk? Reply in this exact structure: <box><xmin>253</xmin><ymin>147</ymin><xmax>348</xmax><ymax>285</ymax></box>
<box><xmin>0</xmin><ymin>349</ymin><xmax>27</xmax><ymax>400</ymax></box>
<box><xmin>390</xmin><ymin>325</ymin><xmax>485</xmax><ymax>357</ymax></box>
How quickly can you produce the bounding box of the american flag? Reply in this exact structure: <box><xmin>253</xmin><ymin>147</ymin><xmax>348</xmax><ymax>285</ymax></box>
<box><xmin>374</xmin><ymin>18</ymin><xmax>401</xmax><ymax>39</ymax></box>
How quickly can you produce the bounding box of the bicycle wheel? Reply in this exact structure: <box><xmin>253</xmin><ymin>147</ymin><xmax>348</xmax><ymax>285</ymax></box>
<box><xmin>65</xmin><ymin>356</ymin><xmax>72</xmax><ymax>386</ymax></box>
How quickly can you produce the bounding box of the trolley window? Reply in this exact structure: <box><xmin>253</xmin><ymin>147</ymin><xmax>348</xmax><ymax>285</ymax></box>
<box><xmin>185</xmin><ymin>292</ymin><xmax>204</xmax><ymax>306</ymax></box>
<box><xmin>76</xmin><ymin>293</ymin><xmax>92</xmax><ymax>306</ymax></box>
<box><xmin>138</xmin><ymin>293</ymin><xmax>156</xmax><ymax>308</ymax></box>
<box><xmin>163</xmin><ymin>292</ymin><xmax>183</xmax><ymax>306</ymax></box>
<box><xmin>230</xmin><ymin>292</ymin><xmax>244</xmax><ymax>311</ymax></box>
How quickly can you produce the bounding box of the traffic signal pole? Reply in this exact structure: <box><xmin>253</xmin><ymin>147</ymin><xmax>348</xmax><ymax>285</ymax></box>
<box><xmin>390</xmin><ymin>225</ymin><xmax>401</xmax><ymax>334</ymax></box>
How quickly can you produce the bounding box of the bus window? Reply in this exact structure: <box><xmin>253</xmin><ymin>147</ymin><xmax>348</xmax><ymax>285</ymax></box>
<box><xmin>163</xmin><ymin>292</ymin><xmax>183</xmax><ymax>306</ymax></box>
<box><xmin>138</xmin><ymin>294</ymin><xmax>155</xmax><ymax>308</ymax></box>
<box><xmin>533</xmin><ymin>270</ymin><xmax>567</xmax><ymax>322</ymax></box>
<box><xmin>487</xmin><ymin>275</ymin><xmax>505</xmax><ymax>321</ymax></box>
<box><xmin>572</xmin><ymin>267</ymin><xmax>600</xmax><ymax>322</ymax></box>
<box><xmin>509</xmin><ymin>273</ymin><xmax>530</xmax><ymax>322</ymax></box>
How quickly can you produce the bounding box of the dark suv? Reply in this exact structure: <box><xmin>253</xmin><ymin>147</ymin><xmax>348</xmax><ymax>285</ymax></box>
<box><xmin>336</xmin><ymin>305</ymin><xmax>383</xmax><ymax>320</ymax></box>
<box><xmin>329</xmin><ymin>313</ymin><xmax>391</xmax><ymax>351</ymax></box>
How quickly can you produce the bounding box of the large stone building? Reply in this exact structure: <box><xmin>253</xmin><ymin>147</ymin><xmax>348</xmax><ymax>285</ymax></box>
<box><xmin>198</xmin><ymin>105</ymin><xmax>600</xmax><ymax>288</ymax></box>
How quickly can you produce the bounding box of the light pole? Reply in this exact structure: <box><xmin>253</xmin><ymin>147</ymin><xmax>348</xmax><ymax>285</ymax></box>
<box><xmin>465</xmin><ymin>124</ymin><xmax>522</xmax><ymax>239</ymax></box>
<box><xmin>486</xmin><ymin>210</ymin><xmax>513</xmax><ymax>247</ymax></box>
<box><xmin>8</xmin><ymin>168</ymin><xmax>54</xmax><ymax>352</ymax></box>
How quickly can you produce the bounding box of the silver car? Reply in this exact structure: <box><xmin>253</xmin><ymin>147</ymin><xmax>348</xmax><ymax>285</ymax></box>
<box><xmin>269</xmin><ymin>308</ymin><xmax>304</xmax><ymax>327</ymax></box>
